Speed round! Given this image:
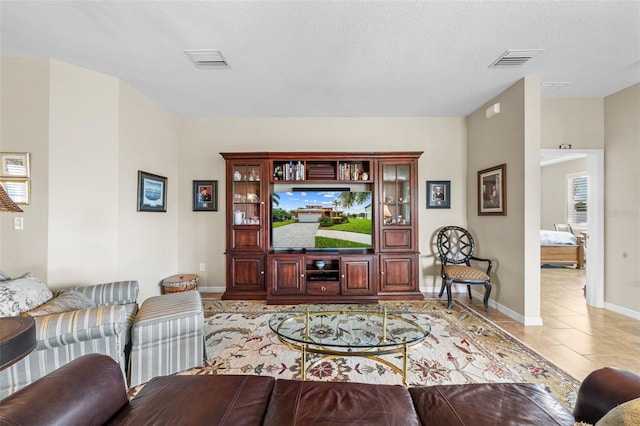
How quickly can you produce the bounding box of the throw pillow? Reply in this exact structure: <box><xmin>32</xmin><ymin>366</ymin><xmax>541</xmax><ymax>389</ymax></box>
<box><xmin>25</xmin><ymin>289</ymin><xmax>96</xmax><ymax>317</ymax></box>
<box><xmin>0</xmin><ymin>273</ymin><xmax>53</xmax><ymax>317</ymax></box>
<box><xmin>596</xmin><ymin>397</ymin><xmax>640</xmax><ymax>425</ymax></box>
<box><xmin>0</xmin><ymin>271</ymin><xmax>10</xmax><ymax>281</ymax></box>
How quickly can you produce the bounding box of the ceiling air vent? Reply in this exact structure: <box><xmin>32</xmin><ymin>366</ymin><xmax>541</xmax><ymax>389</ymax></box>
<box><xmin>184</xmin><ymin>49</ymin><xmax>229</xmax><ymax>68</ymax></box>
<box><xmin>489</xmin><ymin>49</ymin><xmax>545</xmax><ymax>68</ymax></box>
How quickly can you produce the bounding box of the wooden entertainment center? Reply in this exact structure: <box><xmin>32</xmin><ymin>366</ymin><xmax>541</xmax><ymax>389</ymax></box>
<box><xmin>221</xmin><ymin>152</ymin><xmax>423</xmax><ymax>304</ymax></box>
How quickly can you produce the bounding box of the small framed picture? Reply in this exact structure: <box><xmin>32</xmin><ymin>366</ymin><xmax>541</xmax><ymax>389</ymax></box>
<box><xmin>137</xmin><ymin>170</ymin><xmax>167</xmax><ymax>212</ymax></box>
<box><xmin>0</xmin><ymin>179</ymin><xmax>30</xmax><ymax>204</ymax></box>
<box><xmin>426</xmin><ymin>180</ymin><xmax>450</xmax><ymax>209</ymax></box>
<box><xmin>478</xmin><ymin>163</ymin><xmax>507</xmax><ymax>216</ymax></box>
<box><xmin>193</xmin><ymin>180</ymin><xmax>218</xmax><ymax>211</ymax></box>
<box><xmin>1</xmin><ymin>152</ymin><xmax>30</xmax><ymax>178</ymax></box>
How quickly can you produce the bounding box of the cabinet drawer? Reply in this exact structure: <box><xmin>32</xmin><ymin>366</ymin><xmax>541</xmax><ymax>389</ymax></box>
<box><xmin>306</xmin><ymin>281</ymin><xmax>340</xmax><ymax>296</ymax></box>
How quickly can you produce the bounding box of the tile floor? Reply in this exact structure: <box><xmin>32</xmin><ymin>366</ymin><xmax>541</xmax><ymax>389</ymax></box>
<box><xmin>203</xmin><ymin>267</ymin><xmax>640</xmax><ymax>382</ymax></box>
<box><xmin>443</xmin><ymin>267</ymin><xmax>640</xmax><ymax>381</ymax></box>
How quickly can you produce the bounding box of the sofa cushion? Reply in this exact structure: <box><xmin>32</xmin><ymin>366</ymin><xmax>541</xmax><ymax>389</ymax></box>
<box><xmin>596</xmin><ymin>397</ymin><xmax>640</xmax><ymax>425</ymax></box>
<box><xmin>0</xmin><ymin>273</ymin><xmax>53</xmax><ymax>317</ymax></box>
<box><xmin>264</xmin><ymin>379</ymin><xmax>420</xmax><ymax>426</ymax></box>
<box><xmin>25</xmin><ymin>289</ymin><xmax>96</xmax><ymax>317</ymax></box>
<box><xmin>409</xmin><ymin>383</ymin><xmax>575</xmax><ymax>425</ymax></box>
<box><xmin>108</xmin><ymin>375</ymin><xmax>275</xmax><ymax>425</ymax></box>
<box><xmin>0</xmin><ymin>354</ymin><xmax>128</xmax><ymax>425</ymax></box>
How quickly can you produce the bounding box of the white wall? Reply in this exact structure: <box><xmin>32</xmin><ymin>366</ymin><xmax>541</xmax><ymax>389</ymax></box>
<box><xmin>604</xmin><ymin>83</ymin><xmax>640</xmax><ymax>314</ymax></box>
<box><xmin>177</xmin><ymin>117</ymin><xmax>468</xmax><ymax>292</ymax></box>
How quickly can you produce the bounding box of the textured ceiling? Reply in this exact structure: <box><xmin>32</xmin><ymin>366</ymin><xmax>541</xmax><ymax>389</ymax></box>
<box><xmin>1</xmin><ymin>1</ymin><xmax>638</xmax><ymax>117</ymax></box>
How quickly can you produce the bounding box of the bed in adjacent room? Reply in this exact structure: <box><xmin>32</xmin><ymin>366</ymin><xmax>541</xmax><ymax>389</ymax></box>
<box><xmin>540</xmin><ymin>230</ymin><xmax>585</xmax><ymax>269</ymax></box>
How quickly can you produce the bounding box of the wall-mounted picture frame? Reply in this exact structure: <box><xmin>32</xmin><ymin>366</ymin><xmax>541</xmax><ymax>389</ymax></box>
<box><xmin>426</xmin><ymin>180</ymin><xmax>450</xmax><ymax>209</ymax></box>
<box><xmin>1</xmin><ymin>152</ymin><xmax>30</xmax><ymax>178</ymax></box>
<box><xmin>478</xmin><ymin>163</ymin><xmax>507</xmax><ymax>216</ymax></box>
<box><xmin>137</xmin><ymin>170</ymin><xmax>167</xmax><ymax>212</ymax></box>
<box><xmin>193</xmin><ymin>180</ymin><xmax>218</xmax><ymax>211</ymax></box>
<box><xmin>0</xmin><ymin>179</ymin><xmax>30</xmax><ymax>204</ymax></box>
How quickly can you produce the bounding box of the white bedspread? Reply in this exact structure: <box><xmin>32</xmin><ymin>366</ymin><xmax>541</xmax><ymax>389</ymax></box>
<box><xmin>540</xmin><ymin>230</ymin><xmax>577</xmax><ymax>245</ymax></box>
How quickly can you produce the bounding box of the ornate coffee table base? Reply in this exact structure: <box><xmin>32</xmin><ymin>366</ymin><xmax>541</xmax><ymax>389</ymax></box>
<box><xmin>271</xmin><ymin>308</ymin><xmax>429</xmax><ymax>386</ymax></box>
<box><xmin>297</xmin><ymin>343</ymin><xmax>412</xmax><ymax>385</ymax></box>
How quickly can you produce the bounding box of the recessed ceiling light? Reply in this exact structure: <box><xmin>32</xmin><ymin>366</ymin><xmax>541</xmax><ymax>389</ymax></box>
<box><xmin>489</xmin><ymin>49</ymin><xmax>545</xmax><ymax>68</ymax></box>
<box><xmin>184</xmin><ymin>49</ymin><xmax>229</xmax><ymax>68</ymax></box>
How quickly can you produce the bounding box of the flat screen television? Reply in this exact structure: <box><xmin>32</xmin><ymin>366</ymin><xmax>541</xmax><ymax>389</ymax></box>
<box><xmin>271</xmin><ymin>190</ymin><xmax>373</xmax><ymax>250</ymax></box>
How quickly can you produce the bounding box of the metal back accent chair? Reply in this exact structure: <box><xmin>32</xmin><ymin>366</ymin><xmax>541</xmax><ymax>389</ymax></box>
<box><xmin>436</xmin><ymin>226</ymin><xmax>493</xmax><ymax>312</ymax></box>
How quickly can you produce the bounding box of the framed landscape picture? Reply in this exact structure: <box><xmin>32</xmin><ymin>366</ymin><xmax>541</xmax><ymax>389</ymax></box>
<box><xmin>193</xmin><ymin>180</ymin><xmax>217</xmax><ymax>211</ymax></box>
<box><xmin>426</xmin><ymin>180</ymin><xmax>450</xmax><ymax>209</ymax></box>
<box><xmin>478</xmin><ymin>163</ymin><xmax>506</xmax><ymax>216</ymax></box>
<box><xmin>137</xmin><ymin>170</ymin><xmax>167</xmax><ymax>212</ymax></box>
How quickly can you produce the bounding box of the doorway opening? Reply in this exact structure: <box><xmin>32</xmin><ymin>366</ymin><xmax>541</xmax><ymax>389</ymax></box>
<box><xmin>540</xmin><ymin>149</ymin><xmax>604</xmax><ymax>308</ymax></box>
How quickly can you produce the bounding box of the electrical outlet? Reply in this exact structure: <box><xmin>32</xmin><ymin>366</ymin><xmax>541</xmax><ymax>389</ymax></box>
<box><xmin>199</xmin><ymin>263</ymin><xmax>206</xmax><ymax>272</ymax></box>
<box><xmin>14</xmin><ymin>217</ymin><xmax>24</xmax><ymax>231</ymax></box>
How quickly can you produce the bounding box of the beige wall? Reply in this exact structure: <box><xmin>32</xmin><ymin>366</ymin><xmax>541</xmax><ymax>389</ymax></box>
<box><xmin>604</xmin><ymin>83</ymin><xmax>640</xmax><ymax>314</ymax></box>
<box><xmin>541</xmin><ymin>98</ymin><xmax>604</xmax><ymax>149</ymax></box>
<box><xmin>118</xmin><ymin>82</ymin><xmax>179</xmax><ymax>303</ymax></box>
<box><xmin>47</xmin><ymin>60</ymin><xmax>120</xmax><ymax>285</ymax></box>
<box><xmin>0</xmin><ymin>59</ymin><xmax>50</xmax><ymax>280</ymax></box>
<box><xmin>0</xmin><ymin>59</ymin><xmax>178</xmax><ymax>302</ymax></box>
<box><xmin>466</xmin><ymin>77</ymin><xmax>542</xmax><ymax>323</ymax></box>
<box><xmin>177</xmin><ymin>117</ymin><xmax>468</xmax><ymax>292</ymax></box>
<box><xmin>2</xmin><ymin>59</ymin><xmax>638</xmax><ymax>319</ymax></box>
<box><xmin>540</xmin><ymin>158</ymin><xmax>588</xmax><ymax>231</ymax></box>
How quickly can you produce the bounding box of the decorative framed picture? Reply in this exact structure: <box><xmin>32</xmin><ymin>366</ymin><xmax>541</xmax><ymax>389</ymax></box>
<box><xmin>478</xmin><ymin>163</ymin><xmax>507</xmax><ymax>216</ymax></box>
<box><xmin>426</xmin><ymin>180</ymin><xmax>450</xmax><ymax>209</ymax></box>
<box><xmin>137</xmin><ymin>170</ymin><xmax>167</xmax><ymax>212</ymax></box>
<box><xmin>193</xmin><ymin>180</ymin><xmax>218</xmax><ymax>211</ymax></box>
<box><xmin>0</xmin><ymin>179</ymin><xmax>30</xmax><ymax>204</ymax></box>
<box><xmin>0</xmin><ymin>152</ymin><xmax>30</xmax><ymax>178</ymax></box>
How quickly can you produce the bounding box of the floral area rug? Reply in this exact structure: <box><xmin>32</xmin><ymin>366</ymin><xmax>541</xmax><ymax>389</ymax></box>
<box><xmin>165</xmin><ymin>298</ymin><xmax>580</xmax><ymax>410</ymax></box>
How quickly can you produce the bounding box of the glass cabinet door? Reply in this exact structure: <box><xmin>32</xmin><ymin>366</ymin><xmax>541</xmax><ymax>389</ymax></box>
<box><xmin>382</xmin><ymin>164</ymin><xmax>411</xmax><ymax>226</ymax></box>
<box><xmin>232</xmin><ymin>163</ymin><xmax>263</xmax><ymax>226</ymax></box>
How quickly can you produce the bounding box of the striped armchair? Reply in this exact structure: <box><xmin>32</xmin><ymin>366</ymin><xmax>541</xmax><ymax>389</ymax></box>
<box><xmin>0</xmin><ymin>280</ymin><xmax>138</xmax><ymax>397</ymax></box>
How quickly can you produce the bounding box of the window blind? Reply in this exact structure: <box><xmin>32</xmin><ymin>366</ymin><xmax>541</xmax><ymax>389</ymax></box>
<box><xmin>567</xmin><ymin>174</ymin><xmax>588</xmax><ymax>225</ymax></box>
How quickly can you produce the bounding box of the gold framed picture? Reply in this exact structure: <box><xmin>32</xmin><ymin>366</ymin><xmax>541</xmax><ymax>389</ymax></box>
<box><xmin>0</xmin><ymin>152</ymin><xmax>30</xmax><ymax>178</ymax></box>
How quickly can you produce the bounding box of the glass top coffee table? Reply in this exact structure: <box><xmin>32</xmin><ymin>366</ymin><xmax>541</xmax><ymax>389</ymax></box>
<box><xmin>268</xmin><ymin>308</ymin><xmax>431</xmax><ymax>385</ymax></box>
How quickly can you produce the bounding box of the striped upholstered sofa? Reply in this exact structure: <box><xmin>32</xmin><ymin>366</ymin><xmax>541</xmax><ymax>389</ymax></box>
<box><xmin>0</xmin><ymin>279</ymin><xmax>138</xmax><ymax>397</ymax></box>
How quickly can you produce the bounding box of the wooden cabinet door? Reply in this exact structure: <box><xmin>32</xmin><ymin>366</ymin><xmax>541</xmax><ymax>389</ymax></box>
<box><xmin>225</xmin><ymin>254</ymin><xmax>266</xmax><ymax>296</ymax></box>
<box><xmin>227</xmin><ymin>159</ymin><xmax>267</xmax><ymax>251</ymax></box>
<box><xmin>270</xmin><ymin>256</ymin><xmax>305</xmax><ymax>296</ymax></box>
<box><xmin>341</xmin><ymin>256</ymin><xmax>374</xmax><ymax>295</ymax></box>
<box><xmin>377</xmin><ymin>160</ymin><xmax>417</xmax><ymax>251</ymax></box>
<box><xmin>379</xmin><ymin>254</ymin><xmax>418</xmax><ymax>294</ymax></box>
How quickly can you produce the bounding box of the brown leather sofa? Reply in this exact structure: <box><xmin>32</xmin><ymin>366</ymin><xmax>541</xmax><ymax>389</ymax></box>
<box><xmin>1</xmin><ymin>354</ymin><xmax>639</xmax><ymax>425</ymax></box>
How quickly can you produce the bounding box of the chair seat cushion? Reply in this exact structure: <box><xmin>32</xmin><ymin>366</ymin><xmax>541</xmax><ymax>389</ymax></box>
<box><xmin>443</xmin><ymin>265</ymin><xmax>488</xmax><ymax>281</ymax></box>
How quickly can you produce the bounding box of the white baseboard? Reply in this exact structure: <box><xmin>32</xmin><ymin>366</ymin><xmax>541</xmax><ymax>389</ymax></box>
<box><xmin>604</xmin><ymin>301</ymin><xmax>640</xmax><ymax>320</ymax></box>
<box><xmin>419</xmin><ymin>283</ymin><xmax>541</xmax><ymax>325</ymax></box>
